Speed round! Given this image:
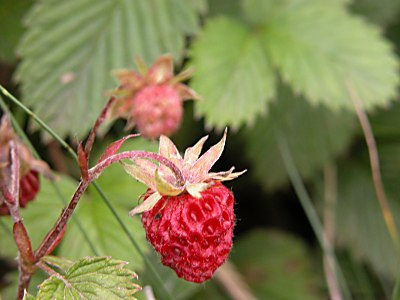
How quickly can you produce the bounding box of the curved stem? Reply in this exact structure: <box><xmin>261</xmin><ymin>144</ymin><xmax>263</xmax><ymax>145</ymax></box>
<box><xmin>89</xmin><ymin>151</ymin><xmax>184</xmax><ymax>186</ymax></box>
<box><xmin>346</xmin><ymin>79</ymin><xmax>400</xmax><ymax>257</ymax></box>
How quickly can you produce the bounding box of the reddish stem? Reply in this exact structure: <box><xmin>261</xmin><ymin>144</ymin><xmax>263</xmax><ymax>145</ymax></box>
<box><xmin>34</xmin><ymin>180</ymin><xmax>89</xmax><ymax>259</ymax></box>
<box><xmin>84</xmin><ymin>96</ymin><xmax>116</xmax><ymax>156</ymax></box>
<box><xmin>89</xmin><ymin>151</ymin><xmax>185</xmax><ymax>186</ymax></box>
<box><xmin>34</xmin><ymin>150</ymin><xmax>183</xmax><ymax>259</ymax></box>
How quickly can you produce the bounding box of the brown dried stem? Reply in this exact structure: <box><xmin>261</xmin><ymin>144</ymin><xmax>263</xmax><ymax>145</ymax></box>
<box><xmin>346</xmin><ymin>79</ymin><xmax>400</xmax><ymax>256</ymax></box>
<box><xmin>214</xmin><ymin>260</ymin><xmax>257</xmax><ymax>300</ymax></box>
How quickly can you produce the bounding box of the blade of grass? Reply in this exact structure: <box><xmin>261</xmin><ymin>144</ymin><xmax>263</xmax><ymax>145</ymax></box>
<box><xmin>0</xmin><ymin>85</ymin><xmax>174</xmax><ymax>300</ymax></box>
<box><xmin>276</xmin><ymin>132</ymin><xmax>352</xmax><ymax>300</ymax></box>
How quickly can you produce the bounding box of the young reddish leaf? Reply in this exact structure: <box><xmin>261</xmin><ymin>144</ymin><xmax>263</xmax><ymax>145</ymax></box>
<box><xmin>13</xmin><ymin>221</ymin><xmax>35</xmax><ymax>266</ymax></box>
<box><xmin>44</xmin><ymin>225</ymin><xmax>67</xmax><ymax>256</ymax></box>
<box><xmin>98</xmin><ymin>134</ymin><xmax>140</xmax><ymax>164</ymax></box>
<box><xmin>77</xmin><ymin>142</ymin><xmax>89</xmax><ymax>181</ymax></box>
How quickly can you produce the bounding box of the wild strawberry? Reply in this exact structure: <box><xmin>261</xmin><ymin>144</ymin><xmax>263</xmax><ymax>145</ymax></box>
<box><xmin>124</xmin><ymin>129</ymin><xmax>245</xmax><ymax>282</ymax></box>
<box><xmin>0</xmin><ymin>115</ymin><xmax>52</xmax><ymax>216</ymax></box>
<box><xmin>108</xmin><ymin>55</ymin><xmax>200</xmax><ymax>139</ymax></box>
<box><xmin>142</xmin><ymin>182</ymin><xmax>234</xmax><ymax>282</ymax></box>
<box><xmin>131</xmin><ymin>85</ymin><xmax>183</xmax><ymax>139</ymax></box>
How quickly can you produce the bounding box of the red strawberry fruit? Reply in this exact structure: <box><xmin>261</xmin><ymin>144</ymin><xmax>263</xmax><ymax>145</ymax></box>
<box><xmin>125</xmin><ymin>129</ymin><xmax>245</xmax><ymax>282</ymax></box>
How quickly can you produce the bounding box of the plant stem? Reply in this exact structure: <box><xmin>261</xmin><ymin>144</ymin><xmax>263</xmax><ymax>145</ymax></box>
<box><xmin>346</xmin><ymin>79</ymin><xmax>400</xmax><ymax>257</ymax></box>
<box><xmin>277</xmin><ymin>133</ymin><xmax>352</xmax><ymax>300</ymax></box>
<box><xmin>34</xmin><ymin>180</ymin><xmax>89</xmax><ymax>259</ymax></box>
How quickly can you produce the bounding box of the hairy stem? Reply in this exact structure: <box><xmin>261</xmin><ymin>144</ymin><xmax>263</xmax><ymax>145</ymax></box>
<box><xmin>34</xmin><ymin>180</ymin><xmax>89</xmax><ymax>259</ymax></box>
<box><xmin>90</xmin><ymin>151</ymin><xmax>184</xmax><ymax>185</ymax></box>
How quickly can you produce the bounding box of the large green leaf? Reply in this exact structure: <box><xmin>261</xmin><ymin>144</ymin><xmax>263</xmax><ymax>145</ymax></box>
<box><xmin>35</xmin><ymin>256</ymin><xmax>140</xmax><ymax>299</ymax></box>
<box><xmin>243</xmin><ymin>0</ymin><xmax>399</xmax><ymax>110</ymax></box>
<box><xmin>230</xmin><ymin>229</ymin><xmax>324</xmax><ymax>299</ymax></box>
<box><xmin>15</xmin><ymin>0</ymin><xmax>203</xmax><ymax>138</ymax></box>
<box><xmin>190</xmin><ymin>16</ymin><xmax>276</xmax><ymax>129</ymax></box>
<box><xmin>59</xmin><ymin>138</ymin><xmax>157</xmax><ymax>271</ymax></box>
<box><xmin>244</xmin><ymin>85</ymin><xmax>355</xmax><ymax>190</ymax></box>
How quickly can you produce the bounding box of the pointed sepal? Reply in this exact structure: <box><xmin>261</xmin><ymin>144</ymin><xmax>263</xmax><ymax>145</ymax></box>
<box><xmin>129</xmin><ymin>192</ymin><xmax>162</xmax><ymax>216</ymax></box>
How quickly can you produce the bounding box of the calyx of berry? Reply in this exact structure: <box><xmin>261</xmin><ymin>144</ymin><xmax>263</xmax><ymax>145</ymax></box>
<box><xmin>125</xmin><ymin>129</ymin><xmax>246</xmax><ymax>216</ymax></box>
<box><xmin>108</xmin><ymin>54</ymin><xmax>200</xmax><ymax>130</ymax></box>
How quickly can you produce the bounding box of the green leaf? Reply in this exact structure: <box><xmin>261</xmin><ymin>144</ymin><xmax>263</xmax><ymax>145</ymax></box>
<box><xmin>41</xmin><ymin>256</ymin><xmax>74</xmax><ymax>273</ymax></box>
<box><xmin>230</xmin><ymin>229</ymin><xmax>324</xmax><ymax>299</ymax></box>
<box><xmin>0</xmin><ymin>0</ymin><xmax>32</xmax><ymax>63</ymax></box>
<box><xmin>243</xmin><ymin>0</ymin><xmax>399</xmax><ymax>111</ymax></box>
<box><xmin>333</xmin><ymin>163</ymin><xmax>400</xmax><ymax>279</ymax></box>
<box><xmin>36</xmin><ymin>256</ymin><xmax>140</xmax><ymax>300</ymax></box>
<box><xmin>190</xmin><ymin>16</ymin><xmax>276</xmax><ymax>129</ymax></box>
<box><xmin>23</xmin><ymin>292</ymin><xmax>36</xmax><ymax>300</ymax></box>
<box><xmin>15</xmin><ymin>0</ymin><xmax>203</xmax><ymax>138</ymax></box>
<box><xmin>59</xmin><ymin>138</ymin><xmax>157</xmax><ymax>271</ymax></box>
<box><xmin>0</xmin><ymin>175</ymin><xmax>75</xmax><ymax>257</ymax></box>
<box><xmin>244</xmin><ymin>85</ymin><xmax>355</xmax><ymax>190</ymax></box>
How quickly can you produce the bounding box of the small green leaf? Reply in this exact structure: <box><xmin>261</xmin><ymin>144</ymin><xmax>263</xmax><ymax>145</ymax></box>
<box><xmin>23</xmin><ymin>292</ymin><xmax>36</xmax><ymax>300</ymax></box>
<box><xmin>244</xmin><ymin>85</ymin><xmax>355</xmax><ymax>190</ymax></box>
<box><xmin>36</xmin><ymin>256</ymin><xmax>141</xmax><ymax>300</ymax></box>
<box><xmin>243</xmin><ymin>0</ymin><xmax>399</xmax><ymax>111</ymax></box>
<box><xmin>190</xmin><ymin>16</ymin><xmax>276</xmax><ymax>129</ymax></box>
<box><xmin>41</xmin><ymin>256</ymin><xmax>74</xmax><ymax>273</ymax></box>
<box><xmin>16</xmin><ymin>0</ymin><xmax>203</xmax><ymax>138</ymax></box>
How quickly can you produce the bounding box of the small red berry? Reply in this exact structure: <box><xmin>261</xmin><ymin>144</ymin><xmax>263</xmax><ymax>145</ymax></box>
<box><xmin>142</xmin><ymin>182</ymin><xmax>234</xmax><ymax>283</ymax></box>
<box><xmin>108</xmin><ymin>55</ymin><xmax>200</xmax><ymax>139</ymax></box>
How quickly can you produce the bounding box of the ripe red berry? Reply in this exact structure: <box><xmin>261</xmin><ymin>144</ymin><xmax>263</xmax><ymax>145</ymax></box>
<box><xmin>124</xmin><ymin>129</ymin><xmax>245</xmax><ymax>282</ymax></box>
<box><xmin>131</xmin><ymin>84</ymin><xmax>183</xmax><ymax>139</ymax></box>
<box><xmin>142</xmin><ymin>182</ymin><xmax>234</xmax><ymax>283</ymax></box>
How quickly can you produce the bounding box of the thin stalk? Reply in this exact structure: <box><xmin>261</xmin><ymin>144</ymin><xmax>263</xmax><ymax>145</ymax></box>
<box><xmin>346</xmin><ymin>80</ymin><xmax>400</xmax><ymax>257</ymax></box>
<box><xmin>0</xmin><ymin>85</ymin><xmax>174</xmax><ymax>300</ymax></box>
<box><xmin>277</xmin><ymin>133</ymin><xmax>352</xmax><ymax>300</ymax></box>
<box><xmin>0</xmin><ymin>85</ymin><xmax>76</xmax><ymax>158</ymax></box>
<box><xmin>0</xmin><ymin>95</ymin><xmax>99</xmax><ymax>256</ymax></box>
